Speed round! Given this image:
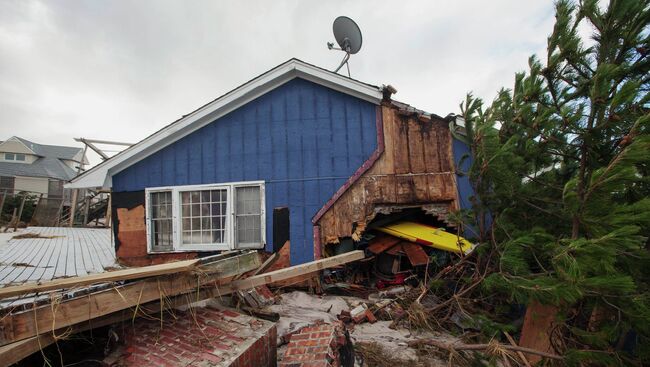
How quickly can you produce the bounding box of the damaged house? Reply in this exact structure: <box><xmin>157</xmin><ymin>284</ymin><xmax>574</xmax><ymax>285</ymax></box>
<box><xmin>67</xmin><ymin>58</ymin><xmax>474</xmax><ymax>267</ymax></box>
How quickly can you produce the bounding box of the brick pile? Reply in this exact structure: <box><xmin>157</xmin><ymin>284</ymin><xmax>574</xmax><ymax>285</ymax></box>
<box><xmin>279</xmin><ymin>322</ymin><xmax>348</xmax><ymax>367</ymax></box>
<box><xmin>104</xmin><ymin>305</ymin><xmax>277</xmax><ymax>367</ymax></box>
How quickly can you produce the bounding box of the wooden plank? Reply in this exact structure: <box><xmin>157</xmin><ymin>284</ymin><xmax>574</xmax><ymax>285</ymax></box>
<box><xmin>407</xmin><ymin>119</ymin><xmax>426</xmax><ymax>173</ymax></box>
<box><xmin>0</xmin><ymin>284</ymin><xmax>227</xmax><ymax>367</ymax></box>
<box><xmin>253</xmin><ymin>251</ymin><xmax>280</xmax><ymax>276</ymax></box>
<box><xmin>367</xmin><ymin>235</ymin><xmax>401</xmax><ymax>254</ymax></box>
<box><xmin>225</xmin><ymin>250</ymin><xmax>364</xmax><ymax>292</ymax></box>
<box><xmin>402</xmin><ymin>243</ymin><xmax>429</xmax><ymax>266</ymax></box>
<box><xmin>386</xmin><ymin>243</ymin><xmax>405</xmax><ymax>256</ymax></box>
<box><xmin>0</xmin><ymin>259</ymin><xmax>200</xmax><ymax>299</ymax></box>
<box><xmin>0</xmin><ymin>250</ymin><xmax>363</xmax><ymax>364</ymax></box>
<box><xmin>519</xmin><ymin>300</ymin><xmax>558</xmax><ymax>364</ymax></box>
<box><xmin>0</xmin><ymin>251</ymin><xmax>260</xmax><ymax>346</ymax></box>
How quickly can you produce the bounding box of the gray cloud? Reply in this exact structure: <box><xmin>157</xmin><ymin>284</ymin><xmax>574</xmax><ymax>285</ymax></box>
<box><xmin>0</xmin><ymin>0</ymin><xmax>554</xmax><ymax>165</ymax></box>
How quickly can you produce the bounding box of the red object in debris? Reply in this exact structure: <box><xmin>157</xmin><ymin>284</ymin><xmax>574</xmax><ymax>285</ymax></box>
<box><xmin>376</xmin><ymin>272</ymin><xmax>408</xmax><ymax>289</ymax></box>
<box><xmin>365</xmin><ymin>309</ymin><xmax>377</xmax><ymax>324</ymax></box>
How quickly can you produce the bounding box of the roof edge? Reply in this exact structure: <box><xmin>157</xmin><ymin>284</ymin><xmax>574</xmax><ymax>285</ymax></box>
<box><xmin>66</xmin><ymin>58</ymin><xmax>383</xmax><ymax>189</ymax></box>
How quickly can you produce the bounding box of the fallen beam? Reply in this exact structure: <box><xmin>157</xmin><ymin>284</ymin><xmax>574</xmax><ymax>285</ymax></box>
<box><xmin>0</xmin><ymin>251</ymin><xmax>260</xmax><ymax>347</ymax></box>
<box><xmin>0</xmin><ymin>250</ymin><xmax>365</xmax><ymax>364</ymax></box>
<box><xmin>0</xmin><ymin>259</ymin><xmax>199</xmax><ymax>300</ymax></box>
<box><xmin>0</xmin><ymin>286</ymin><xmax>230</xmax><ymax>367</ymax></box>
<box><xmin>408</xmin><ymin>339</ymin><xmax>563</xmax><ymax>360</ymax></box>
<box><xmin>220</xmin><ymin>250</ymin><xmax>365</xmax><ymax>293</ymax></box>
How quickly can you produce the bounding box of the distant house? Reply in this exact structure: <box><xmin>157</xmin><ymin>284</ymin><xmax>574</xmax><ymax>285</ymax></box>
<box><xmin>68</xmin><ymin>59</ymin><xmax>474</xmax><ymax>266</ymax></box>
<box><xmin>0</xmin><ymin>137</ymin><xmax>88</xmax><ymax>200</ymax></box>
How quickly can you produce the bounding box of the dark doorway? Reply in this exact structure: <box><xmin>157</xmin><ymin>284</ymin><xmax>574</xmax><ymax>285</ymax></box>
<box><xmin>273</xmin><ymin>207</ymin><xmax>290</xmax><ymax>252</ymax></box>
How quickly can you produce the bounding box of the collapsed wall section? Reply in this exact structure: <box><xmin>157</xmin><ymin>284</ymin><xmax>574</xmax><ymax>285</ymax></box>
<box><xmin>315</xmin><ymin>104</ymin><xmax>460</xmax><ymax>245</ymax></box>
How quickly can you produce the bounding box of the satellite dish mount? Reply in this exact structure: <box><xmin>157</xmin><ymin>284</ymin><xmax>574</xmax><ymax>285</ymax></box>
<box><xmin>328</xmin><ymin>16</ymin><xmax>363</xmax><ymax>77</ymax></box>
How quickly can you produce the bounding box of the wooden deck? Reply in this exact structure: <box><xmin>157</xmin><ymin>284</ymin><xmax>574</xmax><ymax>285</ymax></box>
<box><xmin>0</xmin><ymin>227</ymin><xmax>117</xmax><ymax>310</ymax></box>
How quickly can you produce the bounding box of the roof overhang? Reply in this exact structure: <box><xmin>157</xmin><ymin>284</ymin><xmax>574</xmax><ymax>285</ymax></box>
<box><xmin>66</xmin><ymin>59</ymin><xmax>383</xmax><ymax>190</ymax></box>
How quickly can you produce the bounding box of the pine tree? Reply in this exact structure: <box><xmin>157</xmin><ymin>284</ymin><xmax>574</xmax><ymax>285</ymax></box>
<box><xmin>460</xmin><ymin>0</ymin><xmax>650</xmax><ymax>364</ymax></box>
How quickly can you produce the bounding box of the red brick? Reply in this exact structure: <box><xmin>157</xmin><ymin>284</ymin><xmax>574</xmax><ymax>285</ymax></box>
<box><xmin>288</xmin><ymin>347</ymin><xmax>306</xmax><ymax>355</ymax></box>
<box><xmin>297</xmin><ymin>339</ymin><xmax>318</xmax><ymax>347</ymax></box>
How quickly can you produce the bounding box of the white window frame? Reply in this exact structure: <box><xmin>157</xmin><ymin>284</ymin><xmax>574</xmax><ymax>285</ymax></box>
<box><xmin>145</xmin><ymin>180</ymin><xmax>265</xmax><ymax>253</ymax></box>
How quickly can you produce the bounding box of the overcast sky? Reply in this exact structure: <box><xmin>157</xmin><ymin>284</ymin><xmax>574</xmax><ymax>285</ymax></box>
<box><xmin>0</xmin><ymin>0</ymin><xmax>554</xmax><ymax>165</ymax></box>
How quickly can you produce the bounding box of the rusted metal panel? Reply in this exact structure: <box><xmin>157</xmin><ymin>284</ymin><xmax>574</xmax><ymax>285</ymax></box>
<box><xmin>317</xmin><ymin>105</ymin><xmax>459</xmax><ymax>244</ymax></box>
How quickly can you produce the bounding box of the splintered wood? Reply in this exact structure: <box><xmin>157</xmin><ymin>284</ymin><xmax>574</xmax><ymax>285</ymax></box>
<box><xmin>317</xmin><ymin>105</ymin><xmax>459</xmax><ymax>244</ymax></box>
<box><xmin>0</xmin><ymin>249</ymin><xmax>365</xmax><ymax>353</ymax></box>
<box><xmin>0</xmin><ymin>251</ymin><xmax>261</xmax><ymax>347</ymax></box>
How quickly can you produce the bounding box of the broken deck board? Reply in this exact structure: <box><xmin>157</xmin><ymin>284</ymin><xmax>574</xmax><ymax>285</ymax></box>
<box><xmin>0</xmin><ymin>250</ymin><xmax>366</xmax><ymax>364</ymax></box>
<box><xmin>0</xmin><ymin>288</ymin><xmax>222</xmax><ymax>367</ymax></box>
<box><xmin>0</xmin><ymin>251</ymin><xmax>260</xmax><ymax>347</ymax></box>
<box><xmin>0</xmin><ymin>259</ymin><xmax>199</xmax><ymax>299</ymax></box>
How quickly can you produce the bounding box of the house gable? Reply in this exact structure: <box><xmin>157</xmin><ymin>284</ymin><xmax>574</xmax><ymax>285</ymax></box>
<box><xmin>112</xmin><ymin>78</ymin><xmax>379</xmax><ymax>264</ymax></box>
<box><xmin>0</xmin><ymin>137</ymin><xmax>36</xmax><ymax>156</ymax></box>
<box><xmin>68</xmin><ymin>59</ymin><xmax>382</xmax><ymax>190</ymax></box>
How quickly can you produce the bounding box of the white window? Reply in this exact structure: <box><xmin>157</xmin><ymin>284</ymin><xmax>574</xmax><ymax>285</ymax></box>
<box><xmin>145</xmin><ymin>181</ymin><xmax>265</xmax><ymax>253</ymax></box>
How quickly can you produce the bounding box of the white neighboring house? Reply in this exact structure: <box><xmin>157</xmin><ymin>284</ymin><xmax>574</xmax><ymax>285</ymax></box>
<box><xmin>0</xmin><ymin>137</ymin><xmax>88</xmax><ymax>201</ymax></box>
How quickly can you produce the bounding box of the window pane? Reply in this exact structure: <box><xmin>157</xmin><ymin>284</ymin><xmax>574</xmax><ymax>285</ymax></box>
<box><xmin>5</xmin><ymin>153</ymin><xmax>14</xmax><ymax>160</ymax></box>
<box><xmin>201</xmin><ymin>191</ymin><xmax>210</xmax><ymax>202</ymax></box>
<box><xmin>181</xmin><ymin>192</ymin><xmax>191</xmax><ymax>204</ymax></box>
<box><xmin>149</xmin><ymin>191</ymin><xmax>173</xmax><ymax>251</ymax></box>
<box><xmin>235</xmin><ymin>186</ymin><xmax>262</xmax><ymax>246</ymax></box>
<box><xmin>201</xmin><ymin>203</ymin><xmax>210</xmax><ymax>216</ymax></box>
<box><xmin>15</xmin><ymin>154</ymin><xmax>25</xmax><ymax>161</ymax></box>
<box><xmin>179</xmin><ymin>188</ymin><xmax>227</xmax><ymax>245</ymax></box>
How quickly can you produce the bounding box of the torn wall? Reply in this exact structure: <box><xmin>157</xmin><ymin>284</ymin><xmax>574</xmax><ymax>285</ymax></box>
<box><xmin>315</xmin><ymin>104</ymin><xmax>460</xmax><ymax>245</ymax></box>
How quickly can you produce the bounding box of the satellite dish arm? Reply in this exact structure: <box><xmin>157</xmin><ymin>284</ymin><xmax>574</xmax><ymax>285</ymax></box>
<box><xmin>333</xmin><ymin>52</ymin><xmax>350</xmax><ymax>74</ymax></box>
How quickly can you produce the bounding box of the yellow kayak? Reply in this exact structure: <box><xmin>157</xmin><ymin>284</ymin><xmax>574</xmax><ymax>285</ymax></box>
<box><xmin>377</xmin><ymin>221</ymin><xmax>474</xmax><ymax>255</ymax></box>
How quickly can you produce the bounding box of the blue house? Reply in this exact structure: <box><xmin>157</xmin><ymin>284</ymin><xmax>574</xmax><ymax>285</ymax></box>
<box><xmin>69</xmin><ymin>59</ymin><xmax>472</xmax><ymax>266</ymax></box>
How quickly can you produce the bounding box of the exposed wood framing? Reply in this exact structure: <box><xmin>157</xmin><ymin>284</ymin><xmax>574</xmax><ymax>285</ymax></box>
<box><xmin>0</xmin><ymin>249</ymin><xmax>364</xmax><ymax>347</ymax></box>
<box><xmin>316</xmin><ymin>105</ymin><xmax>459</xmax><ymax>244</ymax></box>
<box><xmin>0</xmin><ymin>249</ymin><xmax>364</xmax><ymax>363</ymax></box>
<box><xmin>0</xmin><ymin>285</ymin><xmax>226</xmax><ymax>367</ymax></box>
<box><xmin>0</xmin><ymin>251</ymin><xmax>260</xmax><ymax>346</ymax></box>
<box><xmin>0</xmin><ymin>259</ymin><xmax>199</xmax><ymax>299</ymax></box>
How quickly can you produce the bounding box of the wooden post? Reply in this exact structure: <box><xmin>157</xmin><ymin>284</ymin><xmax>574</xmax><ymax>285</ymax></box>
<box><xmin>4</xmin><ymin>208</ymin><xmax>17</xmax><ymax>233</ymax></box>
<box><xmin>13</xmin><ymin>194</ymin><xmax>27</xmax><ymax>231</ymax></box>
<box><xmin>105</xmin><ymin>193</ymin><xmax>112</xmax><ymax>228</ymax></box>
<box><xmin>69</xmin><ymin>189</ymin><xmax>78</xmax><ymax>227</ymax></box>
<box><xmin>82</xmin><ymin>196</ymin><xmax>90</xmax><ymax>226</ymax></box>
<box><xmin>0</xmin><ymin>190</ymin><xmax>6</xmax><ymax>221</ymax></box>
<box><xmin>55</xmin><ymin>198</ymin><xmax>65</xmax><ymax>227</ymax></box>
<box><xmin>519</xmin><ymin>301</ymin><xmax>558</xmax><ymax>364</ymax></box>
<box><xmin>29</xmin><ymin>193</ymin><xmax>43</xmax><ymax>225</ymax></box>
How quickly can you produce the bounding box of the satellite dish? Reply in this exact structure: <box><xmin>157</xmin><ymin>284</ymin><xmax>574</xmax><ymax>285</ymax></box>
<box><xmin>333</xmin><ymin>16</ymin><xmax>362</xmax><ymax>54</ymax></box>
<box><xmin>327</xmin><ymin>16</ymin><xmax>363</xmax><ymax>77</ymax></box>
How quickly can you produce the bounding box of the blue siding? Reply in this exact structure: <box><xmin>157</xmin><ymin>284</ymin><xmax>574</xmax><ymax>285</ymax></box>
<box><xmin>452</xmin><ymin>137</ymin><xmax>484</xmax><ymax>239</ymax></box>
<box><xmin>113</xmin><ymin>79</ymin><xmax>378</xmax><ymax>265</ymax></box>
